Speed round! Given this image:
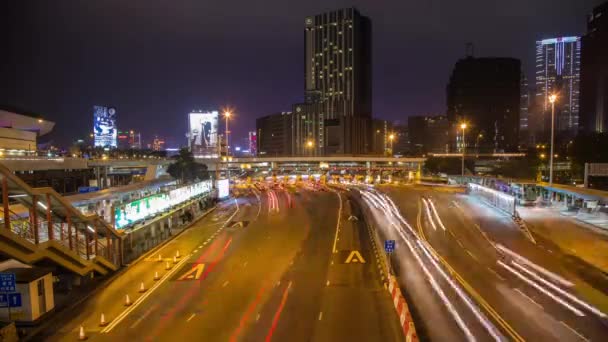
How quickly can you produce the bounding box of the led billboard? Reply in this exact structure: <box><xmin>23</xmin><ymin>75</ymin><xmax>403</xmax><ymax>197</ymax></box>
<box><xmin>189</xmin><ymin>111</ymin><xmax>219</xmax><ymax>157</ymax></box>
<box><xmin>94</xmin><ymin>106</ymin><xmax>117</xmax><ymax>147</ymax></box>
<box><xmin>216</xmin><ymin>179</ymin><xmax>229</xmax><ymax>199</ymax></box>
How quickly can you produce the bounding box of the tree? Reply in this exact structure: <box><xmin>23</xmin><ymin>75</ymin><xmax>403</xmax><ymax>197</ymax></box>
<box><xmin>166</xmin><ymin>148</ymin><xmax>209</xmax><ymax>183</ymax></box>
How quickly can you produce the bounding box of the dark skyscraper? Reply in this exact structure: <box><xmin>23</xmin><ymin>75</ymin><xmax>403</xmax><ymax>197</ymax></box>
<box><xmin>580</xmin><ymin>1</ymin><xmax>608</xmax><ymax>134</ymax></box>
<box><xmin>447</xmin><ymin>57</ymin><xmax>521</xmax><ymax>153</ymax></box>
<box><xmin>302</xmin><ymin>8</ymin><xmax>372</xmax><ymax>155</ymax></box>
<box><xmin>256</xmin><ymin>112</ymin><xmax>293</xmax><ymax>157</ymax></box>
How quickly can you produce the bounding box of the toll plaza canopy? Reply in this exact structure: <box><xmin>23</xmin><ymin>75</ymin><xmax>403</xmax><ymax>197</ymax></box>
<box><xmin>538</xmin><ymin>182</ymin><xmax>608</xmax><ymax>204</ymax></box>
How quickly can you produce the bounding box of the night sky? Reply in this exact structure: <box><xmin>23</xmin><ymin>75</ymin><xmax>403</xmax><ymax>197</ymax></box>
<box><xmin>1</xmin><ymin>0</ymin><xmax>602</xmax><ymax>148</ymax></box>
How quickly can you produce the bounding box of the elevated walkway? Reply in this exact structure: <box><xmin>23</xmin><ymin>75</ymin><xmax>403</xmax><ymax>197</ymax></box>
<box><xmin>0</xmin><ymin>163</ymin><xmax>121</xmax><ymax>276</ymax></box>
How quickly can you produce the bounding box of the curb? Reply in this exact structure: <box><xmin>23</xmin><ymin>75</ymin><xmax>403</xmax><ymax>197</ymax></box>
<box><xmin>22</xmin><ymin>204</ymin><xmax>219</xmax><ymax>342</ymax></box>
<box><xmin>388</xmin><ymin>276</ymin><xmax>419</xmax><ymax>342</ymax></box>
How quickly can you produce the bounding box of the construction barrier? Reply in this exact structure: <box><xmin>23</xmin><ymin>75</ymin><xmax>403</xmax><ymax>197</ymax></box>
<box><xmin>388</xmin><ymin>276</ymin><xmax>418</xmax><ymax>342</ymax></box>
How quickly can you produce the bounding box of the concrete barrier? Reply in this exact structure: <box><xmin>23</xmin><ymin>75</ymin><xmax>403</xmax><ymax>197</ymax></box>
<box><xmin>387</xmin><ymin>276</ymin><xmax>418</xmax><ymax>342</ymax></box>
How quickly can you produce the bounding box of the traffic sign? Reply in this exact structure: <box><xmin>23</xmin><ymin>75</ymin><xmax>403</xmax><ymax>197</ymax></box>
<box><xmin>0</xmin><ymin>273</ymin><xmax>16</xmax><ymax>292</ymax></box>
<box><xmin>0</xmin><ymin>293</ymin><xmax>21</xmax><ymax>308</ymax></box>
<box><xmin>384</xmin><ymin>240</ymin><xmax>395</xmax><ymax>253</ymax></box>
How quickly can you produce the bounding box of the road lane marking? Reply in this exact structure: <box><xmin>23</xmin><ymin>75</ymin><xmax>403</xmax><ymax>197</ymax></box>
<box><xmin>177</xmin><ymin>263</ymin><xmax>206</xmax><ymax>281</ymax></box>
<box><xmin>265</xmin><ymin>281</ymin><xmax>292</xmax><ymax>342</ymax></box>
<box><xmin>243</xmin><ymin>261</ymin><xmax>248</xmax><ymax>267</ymax></box>
<box><xmin>465</xmin><ymin>250</ymin><xmax>478</xmax><ymax>262</ymax></box>
<box><xmin>331</xmin><ymin>190</ymin><xmax>342</xmax><ymax>254</ymax></box>
<box><xmin>101</xmin><ymin>255</ymin><xmax>192</xmax><ymax>333</ymax></box>
<box><xmin>318</xmin><ymin>311</ymin><xmax>323</xmax><ymax>321</ymax></box>
<box><xmin>222</xmin><ymin>281</ymin><xmax>229</xmax><ymax>287</ymax></box>
<box><xmin>487</xmin><ymin>267</ymin><xmax>505</xmax><ymax>281</ymax></box>
<box><xmin>187</xmin><ymin>313</ymin><xmax>196</xmax><ymax>322</ymax></box>
<box><xmin>515</xmin><ymin>288</ymin><xmax>543</xmax><ymax>309</ymax></box>
<box><xmin>256</xmin><ymin>313</ymin><xmax>261</xmax><ymax>321</ymax></box>
<box><xmin>560</xmin><ymin>321</ymin><xmax>589</xmax><ymax>341</ymax></box>
<box><xmin>326</xmin><ymin>280</ymin><xmax>330</xmax><ymax>286</ymax></box>
<box><xmin>129</xmin><ymin>304</ymin><xmax>158</xmax><ymax>329</ymax></box>
<box><xmin>345</xmin><ymin>250</ymin><xmax>366</xmax><ymax>263</ymax></box>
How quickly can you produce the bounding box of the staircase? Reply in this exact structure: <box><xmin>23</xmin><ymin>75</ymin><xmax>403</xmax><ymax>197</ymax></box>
<box><xmin>0</xmin><ymin>163</ymin><xmax>121</xmax><ymax>276</ymax></box>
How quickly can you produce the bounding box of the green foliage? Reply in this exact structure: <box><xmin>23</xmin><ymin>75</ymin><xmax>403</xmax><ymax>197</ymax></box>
<box><xmin>488</xmin><ymin>156</ymin><xmax>540</xmax><ymax>180</ymax></box>
<box><xmin>423</xmin><ymin>157</ymin><xmax>474</xmax><ymax>175</ymax></box>
<box><xmin>166</xmin><ymin>148</ymin><xmax>209</xmax><ymax>183</ymax></box>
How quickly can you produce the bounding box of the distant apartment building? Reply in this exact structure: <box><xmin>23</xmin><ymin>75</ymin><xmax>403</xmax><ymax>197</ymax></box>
<box><xmin>256</xmin><ymin>112</ymin><xmax>293</xmax><ymax>157</ymax></box>
<box><xmin>534</xmin><ymin>36</ymin><xmax>581</xmax><ymax>137</ymax></box>
<box><xmin>248</xmin><ymin>131</ymin><xmax>257</xmax><ymax>156</ymax></box>
<box><xmin>408</xmin><ymin>115</ymin><xmax>449</xmax><ymax>154</ymax></box>
<box><xmin>300</xmin><ymin>7</ymin><xmax>372</xmax><ymax>155</ymax></box>
<box><xmin>447</xmin><ymin>56</ymin><xmax>521</xmax><ymax>153</ymax></box>
<box><xmin>580</xmin><ymin>2</ymin><xmax>608</xmax><ymax>133</ymax></box>
<box><xmin>371</xmin><ymin>119</ymin><xmax>393</xmax><ymax>155</ymax></box>
<box><xmin>392</xmin><ymin>124</ymin><xmax>410</xmax><ymax>156</ymax></box>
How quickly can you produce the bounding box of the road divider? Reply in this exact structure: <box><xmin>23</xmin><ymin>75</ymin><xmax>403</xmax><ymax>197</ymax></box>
<box><xmin>387</xmin><ymin>276</ymin><xmax>419</xmax><ymax>341</ymax></box>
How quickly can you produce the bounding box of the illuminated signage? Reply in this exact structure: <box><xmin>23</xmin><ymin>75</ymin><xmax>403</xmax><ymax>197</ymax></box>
<box><xmin>188</xmin><ymin>111</ymin><xmax>219</xmax><ymax>158</ymax></box>
<box><xmin>540</xmin><ymin>36</ymin><xmax>579</xmax><ymax>45</ymax></box>
<box><xmin>114</xmin><ymin>180</ymin><xmax>213</xmax><ymax>229</ymax></box>
<box><xmin>94</xmin><ymin>106</ymin><xmax>117</xmax><ymax>148</ymax></box>
<box><xmin>216</xmin><ymin>179</ymin><xmax>229</xmax><ymax>199</ymax></box>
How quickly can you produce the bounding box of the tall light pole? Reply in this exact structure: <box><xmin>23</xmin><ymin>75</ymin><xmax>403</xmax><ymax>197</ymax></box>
<box><xmin>388</xmin><ymin>134</ymin><xmax>395</xmax><ymax>156</ymax></box>
<box><xmin>224</xmin><ymin>111</ymin><xmax>232</xmax><ymax>156</ymax></box>
<box><xmin>306</xmin><ymin>140</ymin><xmax>314</xmax><ymax>156</ymax></box>
<box><xmin>460</xmin><ymin>123</ymin><xmax>467</xmax><ymax>177</ymax></box>
<box><xmin>549</xmin><ymin>94</ymin><xmax>557</xmax><ymax>185</ymax></box>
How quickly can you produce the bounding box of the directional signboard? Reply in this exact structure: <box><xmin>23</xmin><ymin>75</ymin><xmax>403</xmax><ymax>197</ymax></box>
<box><xmin>0</xmin><ymin>293</ymin><xmax>21</xmax><ymax>308</ymax></box>
<box><xmin>384</xmin><ymin>240</ymin><xmax>395</xmax><ymax>253</ymax></box>
<box><xmin>0</xmin><ymin>273</ymin><xmax>16</xmax><ymax>292</ymax></box>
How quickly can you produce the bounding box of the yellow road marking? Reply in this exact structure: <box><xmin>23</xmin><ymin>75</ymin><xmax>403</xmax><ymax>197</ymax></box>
<box><xmin>345</xmin><ymin>250</ymin><xmax>366</xmax><ymax>263</ymax></box>
<box><xmin>177</xmin><ymin>263</ymin><xmax>206</xmax><ymax>281</ymax></box>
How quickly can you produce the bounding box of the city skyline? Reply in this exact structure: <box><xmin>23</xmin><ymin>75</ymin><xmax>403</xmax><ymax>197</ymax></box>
<box><xmin>1</xmin><ymin>0</ymin><xmax>602</xmax><ymax>148</ymax></box>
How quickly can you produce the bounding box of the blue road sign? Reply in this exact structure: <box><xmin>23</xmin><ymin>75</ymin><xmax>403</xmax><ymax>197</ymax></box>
<box><xmin>384</xmin><ymin>240</ymin><xmax>395</xmax><ymax>253</ymax></box>
<box><xmin>0</xmin><ymin>273</ymin><xmax>16</xmax><ymax>292</ymax></box>
<box><xmin>0</xmin><ymin>293</ymin><xmax>22</xmax><ymax>308</ymax></box>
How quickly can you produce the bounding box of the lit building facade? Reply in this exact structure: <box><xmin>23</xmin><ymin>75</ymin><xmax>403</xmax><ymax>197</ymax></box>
<box><xmin>580</xmin><ymin>2</ymin><xmax>608</xmax><ymax>133</ymax></box>
<box><xmin>303</xmin><ymin>8</ymin><xmax>372</xmax><ymax>155</ymax></box>
<box><xmin>534</xmin><ymin>36</ymin><xmax>581</xmax><ymax>136</ymax></box>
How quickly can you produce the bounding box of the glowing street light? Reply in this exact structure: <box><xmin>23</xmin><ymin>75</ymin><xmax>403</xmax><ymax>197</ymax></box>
<box><xmin>224</xmin><ymin>110</ymin><xmax>232</xmax><ymax>156</ymax></box>
<box><xmin>548</xmin><ymin>94</ymin><xmax>557</xmax><ymax>185</ymax></box>
<box><xmin>388</xmin><ymin>134</ymin><xmax>395</xmax><ymax>156</ymax></box>
<box><xmin>460</xmin><ymin>123</ymin><xmax>467</xmax><ymax>177</ymax></box>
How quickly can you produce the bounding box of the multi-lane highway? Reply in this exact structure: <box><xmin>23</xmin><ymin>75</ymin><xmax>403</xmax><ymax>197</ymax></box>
<box><xmin>356</xmin><ymin>183</ymin><xmax>608</xmax><ymax>341</ymax></box>
<box><xmin>41</xmin><ymin>185</ymin><xmax>403</xmax><ymax>342</ymax></box>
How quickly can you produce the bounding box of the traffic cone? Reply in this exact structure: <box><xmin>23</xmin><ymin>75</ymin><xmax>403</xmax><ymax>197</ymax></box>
<box><xmin>154</xmin><ymin>271</ymin><xmax>160</xmax><ymax>281</ymax></box>
<box><xmin>139</xmin><ymin>282</ymin><xmax>146</xmax><ymax>293</ymax></box>
<box><xmin>125</xmin><ymin>294</ymin><xmax>132</xmax><ymax>306</ymax></box>
<box><xmin>78</xmin><ymin>325</ymin><xmax>87</xmax><ymax>340</ymax></box>
<box><xmin>157</xmin><ymin>254</ymin><xmax>162</xmax><ymax>262</ymax></box>
<box><xmin>165</xmin><ymin>261</ymin><xmax>171</xmax><ymax>270</ymax></box>
<box><xmin>176</xmin><ymin>250</ymin><xmax>181</xmax><ymax>259</ymax></box>
<box><xmin>99</xmin><ymin>313</ymin><xmax>108</xmax><ymax>327</ymax></box>
<box><xmin>173</xmin><ymin>256</ymin><xmax>178</xmax><ymax>264</ymax></box>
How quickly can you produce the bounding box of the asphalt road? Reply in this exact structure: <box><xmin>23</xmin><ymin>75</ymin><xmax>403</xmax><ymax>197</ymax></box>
<box><xmin>371</xmin><ymin>184</ymin><xmax>608</xmax><ymax>342</ymax></box>
<box><xmin>46</xmin><ymin>185</ymin><xmax>403</xmax><ymax>342</ymax></box>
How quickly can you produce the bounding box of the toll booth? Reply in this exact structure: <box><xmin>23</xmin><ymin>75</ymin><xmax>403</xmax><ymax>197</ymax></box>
<box><xmin>0</xmin><ymin>268</ymin><xmax>54</xmax><ymax>322</ymax></box>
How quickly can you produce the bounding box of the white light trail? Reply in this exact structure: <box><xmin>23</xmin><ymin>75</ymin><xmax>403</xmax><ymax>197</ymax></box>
<box><xmin>428</xmin><ymin>199</ymin><xmax>447</xmax><ymax>231</ymax></box>
<box><xmin>496</xmin><ymin>244</ymin><xmax>574</xmax><ymax>287</ymax></box>
<box><xmin>422</xmin><ymin>198</ymin><xmax>438</xmax><ymax>230</ymax></box>
<box><xmin>511</xmin><ymin>261</ymin><xmax>606</xmax><ymax>318</ymax></box>
<box><xmin>497</xmin><ymin>261</ymin><xmax>584</xmax><ymax>317</ymax></box>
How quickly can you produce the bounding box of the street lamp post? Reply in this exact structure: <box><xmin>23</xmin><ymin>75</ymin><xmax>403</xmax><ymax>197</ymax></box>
<box><xmin>460</xmin><ymin>123</ymin><xmax>467</xmax><ymax>177</ymax></box>
<box><xmin>224</xmin><ymin>111</ymin><xmax>232</xmax><ymax>156</ymax></box>
<box><xmin>388</xmin><ymin>134</ymin><xmax>395</xmax><ymax>156</ymax></box>
<box><xmin>306</xmin><ymin>140</ymin><xmax>314</xmax><ymax>156</ymax></box>
<box><xmin>548</xmin><ymin>94</ymin><xmax>557</xmax><ymax>185</ymax></box>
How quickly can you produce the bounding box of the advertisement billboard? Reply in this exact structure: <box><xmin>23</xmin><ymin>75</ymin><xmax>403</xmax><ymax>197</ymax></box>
<box><xmin>94</xmin><ymin>106</ymin><xmax>117</xmax><ymax>147</ymax></box>
<box><xmin>188</xmin><ymin>111</ymin><xmax>219</xmax><ymax>157</ymax></box>
<box><xmin>216</xmin><ymin>179</ymin><xmax>229</xmax><ymax>199</ymax></box>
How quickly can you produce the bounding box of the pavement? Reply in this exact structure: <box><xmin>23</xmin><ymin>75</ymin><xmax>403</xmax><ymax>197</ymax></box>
<box><xmin>43</xmin><ymin>185</ymin><xmax>403</xmax><ymax>342</ymax></box>
<box><xmin>368</xmin><ymin>183</ymin><xmax>608</xmax><ymax>342</ymax></box>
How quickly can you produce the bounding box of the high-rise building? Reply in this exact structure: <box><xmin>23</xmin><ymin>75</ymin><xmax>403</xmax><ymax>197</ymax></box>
<box><xmin>447</xmin><ymin>57</ymin><xmax>521</xmax><ymax>153</ymax></box>
<box><xmin>534</xmin><ymin>36</ymin><xmax>581</xmax><ymax>136</ymax></box>
<box><xmin>408</xmin><ymin>115</ymin><xmax>449</xmax><ymax>154</ymax></box>
<box><xmin>302</xmin><ymin>8</ymin><xmax>372</xmax><ymax>155</ymax></box>
<box><xmin>371</xmin><ymin>119</ymin><xmax>393</xmax><ymax>155</ymax></box>
<box><xmin>256</xmin><ymin>112</ymin><xmax>293</xmax><ymax>157</ymax></box>
<box><xmin>248</xmin><ymin>131</ymin><xmax>257</xmax><ymax>156</ymax></box>
<box><xmin>152</xmin><ymin>136</ymin><xmax>165</xmax><ymax>151</ymax></box>
<box><xmin>392</xmin><ymin>124</ymin><xmax>410</xmax><ymax>156</ymax></box>
<box><xmin>580</xmin><ymin>2</ymin><xmax>608</xmax><ymax>133</ymax></box>
<box><xmin>520</xmin><ymin>74</ymin><xmax>530</xmax><ymax>147</ymax></box>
